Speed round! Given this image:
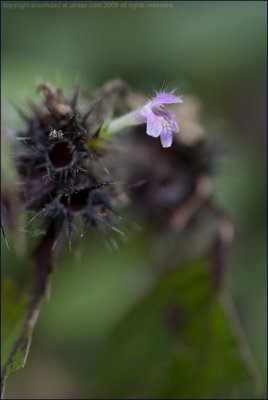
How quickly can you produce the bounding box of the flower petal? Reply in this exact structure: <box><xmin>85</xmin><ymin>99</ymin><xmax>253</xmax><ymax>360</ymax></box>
<box><xmin>152</xmin><ymin>92</ymin><xmax>183</xmax><ymax>106</ymax></box>
<box><xmin>153</xmin><ymin>109</ymin><xmax>180</xmax><ymax>133</ymax></box>
<box><xmin>146</xmin><ymin>109</ymin><xmax>162</xmax><ymax>138</ymax></box>
<box><xmin>160</xmin><ymin>129</ymin><xmax>173</xmax><ymax>148</ymax></box>
<box><xmin>168</xmin><ymin>114</ymin><xmax>180</xmax><ymax>132</ymax></box>
<box><xmin>135</xmin><ymin>105</ymin><xmax>149</xmax><ymax>123</ymax></box>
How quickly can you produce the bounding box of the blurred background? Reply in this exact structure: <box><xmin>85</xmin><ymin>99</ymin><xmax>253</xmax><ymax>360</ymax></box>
<box><xmin>2</xmin><ymin>1</ymin><xmax>266</xmax><ymax>398</ymax></box>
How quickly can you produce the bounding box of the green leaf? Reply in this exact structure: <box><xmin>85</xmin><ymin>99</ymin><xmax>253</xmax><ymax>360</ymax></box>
<box><xmin>1</xmin><ymin>220</ymin><xmax>61</xmax><ymax>398</ymax></box>
<box><xmin>91</xmin><ymin>260</ymin><xmax>263</xmax><ymax>398</ymax></box>
<box><xmin>1</xmin><ymin>280</ymin><xmax>31</xmax><ymax>397</ymax></box>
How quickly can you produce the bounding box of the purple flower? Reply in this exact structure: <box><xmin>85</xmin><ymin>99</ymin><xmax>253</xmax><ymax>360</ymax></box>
<box><xmin>136</xmin><ymin>92</ymin><xmax>183</xmax><ymax>148</ymax></box>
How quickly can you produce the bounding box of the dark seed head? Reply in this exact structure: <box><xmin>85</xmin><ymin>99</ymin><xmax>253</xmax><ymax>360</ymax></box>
<box><xmin>60</xmin><ymin>189</ymin><xmax>89</xmax><ymax>213</ymax></box>
<box><xmin>48</xmin><ymin>140</ymin><xmax>75</xmax><ymax>170</ymax></box>
<box><xmin>12</xmin><ymin>81</ymin><xmax>131</xmax><ymax>243</ymax></box>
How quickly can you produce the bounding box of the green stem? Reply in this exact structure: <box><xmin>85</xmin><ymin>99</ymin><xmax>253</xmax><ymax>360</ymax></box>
<box><xmin>100</xmin><ymin>111</ymin><xmax>138</xmax><ymax>139</ymax></box>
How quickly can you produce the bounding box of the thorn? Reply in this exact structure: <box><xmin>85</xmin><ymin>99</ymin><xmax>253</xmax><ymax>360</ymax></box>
<box><xmin>70</xmin><ymin>86</ymin><xmax>80</xmax><ymax>109</ymax></box>
<box><xmin>52</xmin><ymin>237</ymin><xmax>58</xmax><ymax>252</ymax></box>
<box><xmin>102</xmin><ymin>165</ymin><xmax>110</xmax><ymax>175</ymax></box>
<box><xmin>110</xmin><ymin>225</ymin><xmax>126</xmax><ymax>237</ymax></box>
<box><xmin>76</xmin><ymin>166</ymin><xmax>87</xmax><ymax>173</ymax></box>
<box><xmin>1</xmin><ymin>225</ymin><xmax>10</xmax><ymax>250</ymax></box>
<box><xmin>82</xmin><ymin>109</ymin><xmax>91</xmax><ymax>124</ymax></box>
<box><xmin>26</xmin><ymin>210</ymin><xmax>42</xmax><ymax>226</ymax></box>
<box><xmin>9</xmin><ymin>101</ymin><xmax>31</xmax><ymax>123</ymax></box>
<box><xmin>126</xmin><ymin>178</ymin><xmax>147</xmax><ymax>189</ymax></box>
<box><xmin>16</xmin><ymin>136</ymin><xmax>31</xmax><ymax>141</ymax></box>
<box><xmin>90</xmin><ymin>153</ymin><xmax>111</xmax><ymax>176</ymax></box>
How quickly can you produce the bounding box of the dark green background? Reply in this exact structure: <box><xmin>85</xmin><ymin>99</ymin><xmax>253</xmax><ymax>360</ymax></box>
<box><xmin>2</xmin><ymin>1</ymin><xmax>266</xmax><ymax>397</ymax></box>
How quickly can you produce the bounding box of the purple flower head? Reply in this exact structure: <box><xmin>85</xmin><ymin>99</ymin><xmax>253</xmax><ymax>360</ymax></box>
<box><xmin>136</xmin><ymin>92</ymin><xmax>183</xmax><ymax>148</ymax></box>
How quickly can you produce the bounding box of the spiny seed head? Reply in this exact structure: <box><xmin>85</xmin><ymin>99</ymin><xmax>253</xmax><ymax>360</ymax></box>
<box><xmin>14</xmin><ymin>82</ymin><xmax>126</xmax><ymax>241</ymax></box>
